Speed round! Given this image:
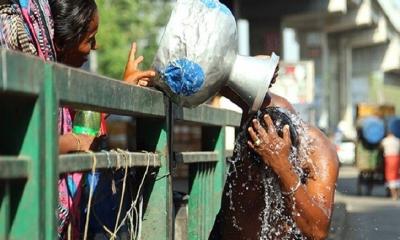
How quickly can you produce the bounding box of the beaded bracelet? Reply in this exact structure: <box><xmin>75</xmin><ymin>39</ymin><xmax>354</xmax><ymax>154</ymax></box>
<box><xmin>71</xmin><ymin>133</ymin><xmax>81</xmax><ymax>152</ymax></box>
<box><xmin>282</xmin><ymin>178</ymin><xmax>301</xmax><ymax>196</ymax></box>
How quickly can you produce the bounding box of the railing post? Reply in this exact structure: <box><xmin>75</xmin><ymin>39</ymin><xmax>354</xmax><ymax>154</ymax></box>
<box><xmin>188</xmin><ymin>126</ymin><xmax>225</xmax><ymax>240</ymax></box>
<box><xmin>137</xmin><ymin>99</ymin><xmax>173</xmax><ymax>240</ymax></box>
<box><xmin>204</xmin><ymin>126</ymin><xmax>226</xmax><ymax>235</ymax></box>
<box><xmin>0</xmin><ymin>181</ymin><xmax>10</xmax><ymax>238</ymax></box>
<box><xmin>41</xmin><ymin>64</ymin><xmax>58</xmax><ymax>240</ymax></box>
<box><xmin>0</xmin><ymin>54</ymin><xmax>58</xmax><ymax>239</ymax></box>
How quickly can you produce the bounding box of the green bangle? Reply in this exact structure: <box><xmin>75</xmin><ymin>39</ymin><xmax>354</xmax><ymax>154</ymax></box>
<box><xmin>72</xmin><ymin>126</ymin><xmax>98</xmax><ymax>136</ymax></box>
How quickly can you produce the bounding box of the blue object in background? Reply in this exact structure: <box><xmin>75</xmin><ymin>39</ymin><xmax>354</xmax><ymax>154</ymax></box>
<box><xmin>387</xmin><ymin>116</ymin><xmax>400</xmax><ymax>138</ymax></box>
<box><xmin>164</xmin><ymin>59</ymin><xmax>205</xmax><ymax>96</ymax></box>
<box><xmin>87</xmin><ymin>172</ymin><xmax>100</xmax><ymax>191</ymax></box>
<box><xmin>66</xmin><ymin>175</ymin><xmax>79</xmax><ymax>197</ymax></box>
<box><xmin>361</xmin><ymin>117</ymin><xmax>385</xmax><ymax>144</ymax></box>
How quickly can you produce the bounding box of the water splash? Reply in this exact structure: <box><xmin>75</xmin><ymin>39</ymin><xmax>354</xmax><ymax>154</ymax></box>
<box><xmin>224</xmin><ymin>107</ymin><xmax>315</xmax><ymax>239</ymax></box>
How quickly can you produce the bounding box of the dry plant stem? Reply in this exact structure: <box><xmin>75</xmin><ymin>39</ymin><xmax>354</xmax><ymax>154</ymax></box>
<box><xmin>83</xmin><ymin>151</ymin><xmax>97</xmax><ymax>240</ymax></box>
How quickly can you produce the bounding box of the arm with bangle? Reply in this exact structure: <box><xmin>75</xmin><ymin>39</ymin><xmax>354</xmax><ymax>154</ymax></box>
<box><xmin>276</xmin><ymin>159</ymin><xmax>334</xmax><ymax>240</ymax></box>
<box><xmin>59</xmin><ymin>132</ymin><xmax>95</xmax><ymax>154</ymax></box>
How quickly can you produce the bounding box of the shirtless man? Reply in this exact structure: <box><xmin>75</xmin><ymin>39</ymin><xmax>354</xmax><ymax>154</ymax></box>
<box><xmin>209</xmin><ymin>86</ymin><xmax>339</xmax><ymax>239</ymax></box>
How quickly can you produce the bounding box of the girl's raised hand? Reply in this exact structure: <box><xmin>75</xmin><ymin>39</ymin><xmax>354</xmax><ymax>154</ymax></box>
<box><xmin>123</xmin><ymin>42</ymin><xmax>156</xmax><ymax>86</ymax></box>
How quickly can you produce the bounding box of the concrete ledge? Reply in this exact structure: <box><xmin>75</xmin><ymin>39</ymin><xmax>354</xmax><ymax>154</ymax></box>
<box><xmin>328</xmin><ymin>202</ymin><xmax>348</xmax><ymax>240</ymax></box>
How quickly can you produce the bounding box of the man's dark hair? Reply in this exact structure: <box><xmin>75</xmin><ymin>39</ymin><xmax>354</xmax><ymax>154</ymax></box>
<box><xmin>50</xmin><ymin>0</ymin><xmax>97</xmax><ymax>49</ymax></box>
<box><xmin>253</xmin><ymin>107</ymin><xmax>299</xmax><ymax>147</ymax></box>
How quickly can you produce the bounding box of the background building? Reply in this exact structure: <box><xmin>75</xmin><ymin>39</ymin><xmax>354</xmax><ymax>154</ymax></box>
<box><xmin>221</xmin><ymin>0</ymin><xmax>400</xmax><ymax>138</ymax></box>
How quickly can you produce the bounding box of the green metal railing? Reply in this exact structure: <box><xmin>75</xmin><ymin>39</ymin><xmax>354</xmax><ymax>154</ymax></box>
<box><xmin>0</xmin><ymin>49</ymin><xmax>241</xmax><ymax>240</ymax></box>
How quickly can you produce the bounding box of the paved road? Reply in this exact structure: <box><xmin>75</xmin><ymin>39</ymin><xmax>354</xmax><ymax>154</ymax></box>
<box><xmin>335</xmin><ymin>166</ymin><xmax>400</xmax><ymax>240</ymax></box>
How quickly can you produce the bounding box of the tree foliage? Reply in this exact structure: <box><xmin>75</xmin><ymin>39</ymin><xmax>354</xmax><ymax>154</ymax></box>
<box><xmin>96</xmin><ymin>0</ymin><xmax>171</xmax><ymax>79</ymax></box>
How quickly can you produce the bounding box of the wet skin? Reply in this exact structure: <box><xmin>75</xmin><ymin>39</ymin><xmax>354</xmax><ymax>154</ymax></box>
<box><xmin>212</xmin><ymin>91</ymin><xmax>339</xmax><ymax>240</ymax></box>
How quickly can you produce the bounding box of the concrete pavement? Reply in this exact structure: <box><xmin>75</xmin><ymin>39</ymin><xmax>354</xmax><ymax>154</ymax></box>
<box><xmin>334</xmin><ymin>166</ymin><xmax>400</xmax><ymax>240</ymax></box>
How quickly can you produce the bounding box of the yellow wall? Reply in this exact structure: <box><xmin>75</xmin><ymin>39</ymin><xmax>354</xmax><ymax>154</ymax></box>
<box><xmin>383</xmin><ymin>85</ymin><xmax>400</xmax><ymax>115</ymax></box>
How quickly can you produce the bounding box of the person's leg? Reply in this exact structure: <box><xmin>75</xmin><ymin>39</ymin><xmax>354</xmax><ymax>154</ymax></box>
<box><xmin>392</xmin><ymin>155</ymin><xmax>400</xmax><ymax>200</ymax></box>
<box><xmin>389</xmin><ymin>187</ymin><xmax>398</xmax><ymax>200</ymax></box>
<box><xmin>384</xmin><ymin>156</ymin><xmax>398</xmax><ymax>199</ymax></box>
<box><xmin>397</xmin><ymin>156</ymin><xmax>400</xmax><ymax>200</ymax></box>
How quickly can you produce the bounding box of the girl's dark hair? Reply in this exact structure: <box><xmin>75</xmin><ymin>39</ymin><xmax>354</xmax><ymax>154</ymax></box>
<box><xmin>50</xmin><ymin>0</ymin><xmax>97</xmax><ymax>49</ymax></box>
